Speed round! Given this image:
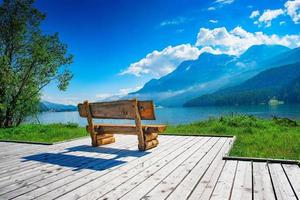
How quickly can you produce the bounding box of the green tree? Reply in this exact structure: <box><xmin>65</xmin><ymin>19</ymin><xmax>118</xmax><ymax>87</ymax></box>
<box><xmin>0</xmin><ymin>0</ymin><xmax>73</xmax><ymax>127</ymax></box>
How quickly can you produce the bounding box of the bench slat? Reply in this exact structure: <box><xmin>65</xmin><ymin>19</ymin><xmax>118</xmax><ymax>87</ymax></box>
<box><xmin>78</xmin><ymin>100</ymin><xmax>155</xmax><ymax>120</ymax></box>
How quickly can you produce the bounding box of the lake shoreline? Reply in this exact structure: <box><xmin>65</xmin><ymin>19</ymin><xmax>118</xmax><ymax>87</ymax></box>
<box><xmin>27</xmin><ymin>104</ymin><xmax>300</xmax><ymax>126</ymax></box>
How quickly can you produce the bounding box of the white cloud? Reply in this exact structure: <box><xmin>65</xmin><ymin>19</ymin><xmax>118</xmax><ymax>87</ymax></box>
<box><xmin>256</xmin><ymin>9</ymin><xmax>284</xmax><ymax>27</ymax></box>
<box><xmin>176</xmin><ymin>29</ymin><xmax>184</xmax><ymax>33</ymax></box>
<box><xmin>280</xmin><ymin>21</ymin><xmax>286</xmax><ymax>25</ymax></box>
<box><xmin>285</xmin><ymin>0</ymin><xmax>300</xmax><ymax>23</ymax></box>
<box><xmin>199</xmin><ymin>46</ymin><xmax>222</xmax><ymax>55</ymax></box>
<box><xmin>120</xmin><ymin>44</ymin><xmax>201</xmax><ymax>77</ymax></box>
<box><xmin>95</xmin><ymin>93</ymin><xmax>114</xmax><ymax>100</ymax></box>
<box><xmin>95</xmin><ymin>86</ymin><xmax>142</xmax><ymax>101</ymax></box>
<box><xmin>160</xmin><ymin>17</ymin><xmax>191</xmax><ymax>27</ymax></box>
<box><xmin>195</xmin><ymin>26</ymin><xmax>300</xmax><ymax>55</ymax></box>
<box><xmin>214</xmin><ymin>0</ymin><xmax>234</xmax><ymax>5</ymax></box>
<box><xmin>120</xmin><ymin>44</ymin><xmax>222</xmax><ymax>78</ymax></box>
<box><xmin>250</xmin><ymin>10</ymin><xmax>260</xmax><ymax>18</ymax></box>
<box><xmin>209</xmin><ymin>0</ymin><xmax>234</xmax><ymax>10</ymax></box>
<box><xmin>209</xmin><ymin>19</ymin><xmax>218</xmax><ymax>23</ymax></box>
<box><xmin>42</xmin><ymin>94</ymin><xmax>80</xmax><ymax>105</ymax></box>
<box><xmin>119</xmin><ymin>87</ymin><xmax>142</xmax><ymax>95</ymax></box>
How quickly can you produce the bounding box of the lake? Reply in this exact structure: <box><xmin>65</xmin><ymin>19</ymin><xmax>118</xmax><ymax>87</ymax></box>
<box><xmin>29</xmin><ymin>104</ymin><xmax>300</xmax><ymax>126</ymax></box>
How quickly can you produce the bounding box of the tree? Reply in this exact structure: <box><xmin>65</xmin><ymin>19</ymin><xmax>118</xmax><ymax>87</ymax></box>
<box><xmin>0</xmin><ymin>0</ymin><xmax>73</xmax><ymax>128</ymax></box>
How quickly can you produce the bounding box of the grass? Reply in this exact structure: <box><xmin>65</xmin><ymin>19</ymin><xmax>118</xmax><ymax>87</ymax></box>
<box><xmin>166</xmin><ymin>115</ymin><xmax>300</xmax><ymax>160</ymax></box>
<box><xmin>0</xmin><ymin>123</ymin><xmax>87</xmax><ymax>143</ymax></box>
<box><xmin>0</xmin><ymin>115</ymin><xmax>299</xmax><ymax>160</ymax></box>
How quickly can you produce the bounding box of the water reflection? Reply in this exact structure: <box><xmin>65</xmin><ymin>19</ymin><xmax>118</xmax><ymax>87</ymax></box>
<box><xmin>27</xmin><ymin>104</ymin><xmax>300</xmax><ymax>126</ymax></box>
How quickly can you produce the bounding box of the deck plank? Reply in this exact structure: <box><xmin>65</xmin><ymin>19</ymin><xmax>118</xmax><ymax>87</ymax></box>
<box><xmin>78</xmin><ymin>136</ymin><xmax>203</xmax><ymax>200</ymax></box>
<box><xmin>6</xmin><ymin>136</ymin><xmax>174</xmax><ymax>200</ymax></box>
<box><xmin>1</xmin><ymin>139</ymin><xmax>139</xmax><ymax>199</ymax></box>
<box><xmin>282</xmin><ymin>164</ymin><xmax>300</xmax><ymax>198</ymax></box>
<box><xmin>209</xmin><ymin>160</ymin><xmax>238</xmax><ymax>200</ymax></box>
<box><xmin>52</xmin><ymin>136</ymin><xmax>188</xmax><ymax>200</ymax></box>
<box><xmin>0</xmin><ymin>138</ymin><xmax>91</xmax><ymax>167</ymax></box>
<box><xmin>163</xmin><ymin>138</ymin><xmax>229</xmax><ymax>200</ymax></box>
<box><xmin>13</xmin><ymin>136</ymin><xmax>180</xmax><ymax>200</ymax></box>
<box><xmin>230</xmin><ymin>161</ymin><xmax>252</xmax><ymax>200</ymax></box>
<box><xmin>268</xmin><ymin>163</ymin><xmax>297</xmax><ymax>200</ymax></box>
<box><xmin>0</xmin><ymin>136</ymin><xmax>135</xmax><ymax>185</ymax></box>
<box><xmin>109</xmin><ymin>137</ymin><xmax>212</xmax><ymax>200</ymax></box>
<box><xmin>253</xmin><ymin>162</ymin><xmax>276</xmax><ymax>200</ymax></box>
<box><xmin>0</xmin><ymin>137</ymin><xmax>139</xmax><ymax>196</ymax></box>
<box><xmin>187</xmin><ymin>138</ymin><xmax>233</xmax><ymax>200</ymax></box>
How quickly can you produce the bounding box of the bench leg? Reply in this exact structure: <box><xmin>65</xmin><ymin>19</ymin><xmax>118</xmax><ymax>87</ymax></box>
<box><xmin>90</xmin><ymin>133</ymin><xmax>98</xmax><ymax>147</ymax></box>
<box><xmin>90</xmin><ymin>133</ymin><xmax>116</xmax><ymax>147</ymax></box>
<box><xmin>138</xmin><ymin>132</ymin><xmax>159</xmax><ymax>151</ymax></box>
<box><xmin>95</xmin><ymin>133</ymin><xmax>116</xmax><ymax>146</ymax></box>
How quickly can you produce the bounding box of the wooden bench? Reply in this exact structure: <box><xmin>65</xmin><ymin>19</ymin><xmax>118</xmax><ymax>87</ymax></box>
<box><xmin>78</xmin><ymin>99</ymin><xmax>167</xmax><ymax>151</ymax></box>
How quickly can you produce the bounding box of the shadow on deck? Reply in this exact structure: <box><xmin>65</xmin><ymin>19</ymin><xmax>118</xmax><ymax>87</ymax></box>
<box><xmin>22</xmin><ymin>145</ymin><xmax>150</xmax><ymax>171</ymax></box>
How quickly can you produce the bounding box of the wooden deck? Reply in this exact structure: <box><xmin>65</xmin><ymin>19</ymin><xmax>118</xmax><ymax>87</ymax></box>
<box><xmin>0</xmin><ymin>135</ymin><xmax>299</xmax><ymax>200</ymax></box>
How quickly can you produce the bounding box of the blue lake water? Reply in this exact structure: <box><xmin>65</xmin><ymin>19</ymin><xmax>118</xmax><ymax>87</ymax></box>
<box><xmin>30</xmin><ymin>104</ymin><xmax>300</xmax><ymax>126</ymax></box>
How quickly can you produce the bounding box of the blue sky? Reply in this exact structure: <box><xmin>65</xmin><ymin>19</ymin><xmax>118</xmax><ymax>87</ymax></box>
<box><xmin>36</xmin><ymin>0</ymin><xmax>300</xmax><ymax>104</ymax></box>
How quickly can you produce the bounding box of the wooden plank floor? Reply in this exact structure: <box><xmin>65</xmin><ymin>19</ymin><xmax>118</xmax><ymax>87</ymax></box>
<box><xmin>0</xmin><ymin>135</ymin><xmax>299</xmax><ymax>200</ymax></box>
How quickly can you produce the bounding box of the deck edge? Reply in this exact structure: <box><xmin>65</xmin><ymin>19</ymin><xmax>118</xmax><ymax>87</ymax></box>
<box><xmin>161</xmin><ymin>133</ymin><xmax>235</xmax><ymax>138</ymax></box>
<box><xmin>223</xmin><ymin>156</ymin><xmax>300</xmax><ymax>166</ymax></box>
<box><xmin>0</xmin><ymin>136</ymin><xmax>90</xmax><ymax>146</ymax></box>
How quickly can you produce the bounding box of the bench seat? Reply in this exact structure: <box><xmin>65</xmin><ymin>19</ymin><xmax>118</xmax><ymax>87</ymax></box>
<box><xmin>91</xmin><ymin>124</ymin><xmax>167</xmax><ymax>135</ymax></box>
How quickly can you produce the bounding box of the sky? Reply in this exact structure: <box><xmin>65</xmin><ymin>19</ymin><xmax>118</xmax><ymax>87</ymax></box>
<box><xmin>35</xmin><ymin>0</ymin><xmax>300</xmax><ymax>105</ymax></box>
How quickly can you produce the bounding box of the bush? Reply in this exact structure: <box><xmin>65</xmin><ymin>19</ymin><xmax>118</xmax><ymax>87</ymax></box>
<box><xmin>219</xmin><ymin>115</ymin><xmax>264</xmax><ymax>128</ymax></box>
<box><xmin>272</xmin><ymin>116</ymin><xmax>298</xmax><ymax>127</ymax></box>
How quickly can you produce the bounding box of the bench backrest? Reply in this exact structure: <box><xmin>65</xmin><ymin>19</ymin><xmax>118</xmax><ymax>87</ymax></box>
<box><xmin>78</xmin><ymin>99</ymin><xmax>156</xmax><ymax>150</ymax></box>
<box><xmin>78</xmin><ymin>99</ymin><xmax>156</xmax><ymax>120</ymax></box>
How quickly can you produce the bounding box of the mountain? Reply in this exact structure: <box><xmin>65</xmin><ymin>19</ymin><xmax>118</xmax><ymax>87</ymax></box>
<box><xmin>281</xmin><ymin>76</ymin><xmax>300</xmax><ymax>104</ymax></box>
<box><xmin>184</xmin><ymin>62</ymin><xmax>300</xmax><ymax>107</ymax></box>
<box><xmin>40</xmin><ymin>101</ymin><xmax>77</xmax><ymax>112</ymax></box>
<box><xmin>262</xmin><ymin>47</ymin><xmax>300</xmax><ymax>69</ymax></box>
<box><xmin>238</xmin><ymin>44</ymin><xmax>290</xmax><ymax>64</ymax></box>
<box><xmin>127</xmin><ymin>45</ymin><xmax>296</xmax><ymax>106</ymax></box>
<box><xmin>133</xmin><ymin>53</ymin><xmax>234</xmax><ymax>94</ymax></box>
<box><xmin>133</xmin><ymin>45</ymin><xmax>290</xmax><ymax>95</ymax></box>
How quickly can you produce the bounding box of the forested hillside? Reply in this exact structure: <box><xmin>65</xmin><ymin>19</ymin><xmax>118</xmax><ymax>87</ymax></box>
<box><xmin>184</xmin><ymin>62</ymin><xmax>300</xmax><ymax>106</ymax></box>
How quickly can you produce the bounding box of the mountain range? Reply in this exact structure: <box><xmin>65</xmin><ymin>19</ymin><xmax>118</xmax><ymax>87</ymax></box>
<box><xmin>127</xmin><ymin>44</ymin><xmax>300</xmax><ymax>107</ymax></box>
<box><xmin>184</xmin><ymin>62</ymin><xmax>300</xmax><ymax>106</ymax></box>
<box><xmin>40</xmin><ymin>101</ymin><xmax>77</xmax><ymax>112</ymax></box>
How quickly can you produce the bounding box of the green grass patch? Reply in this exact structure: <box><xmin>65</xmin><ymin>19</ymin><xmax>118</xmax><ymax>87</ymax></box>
<box><xmin>0</xmin><ymin>123</ymin><xmax>87</xmax><ymax>143</ymax></box>
<box><xmin>166</xmin><ymin>115</ymin><xmax>300</xmax><ymax>160</ymax></box>
<box><xmin>0</xmin><ymin>115</ymin><xmax>299</xmax><ymax>160</ymax></box>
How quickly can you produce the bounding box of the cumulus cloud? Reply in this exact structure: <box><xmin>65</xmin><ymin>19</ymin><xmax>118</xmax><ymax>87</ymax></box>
<box><xmin>251</xmin><ymin>0</ymin><xmax>300</xmax><ymax>25</ymax></box>
<box><xmin>208</xmin><ymin>6</ymin><xmax>216</xmax><ymax>11</ymax></box>
<box><xmin>285</xmin><ymin>0</ymin><xmax>300</xmax><ymax>23</ymax></box>
<box><xmin>209</xmin><ymin>19</ymin><xmax>218</xmax><ymax>23</ymax></box>
<box><xmin>195</xmin><ymin>26</ymin><xmax>300</xmax><ymax>55</ymax></box>
<box><xmin>249</xmin><ymin>10</ymin><xmax>260</xmax><ymax>18</ymax></box>
<box><xmin>120</xmin><ymin>44</ymin><xmax>201</xmax><ymax>77</ymax></box>
<box><xmin>256</xmin><ymin>9</ymin><xmax>284</xmax><ymax>27</ymax></box>
<box><xmin>214</xmin><ymin>0</ymin><xmax>234</xmax><ymax>5</ymax></box>
<box><xmin>120</xmin><ymin>44</ymin><xmax>222</xmax><ymax>78</ymax></box>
